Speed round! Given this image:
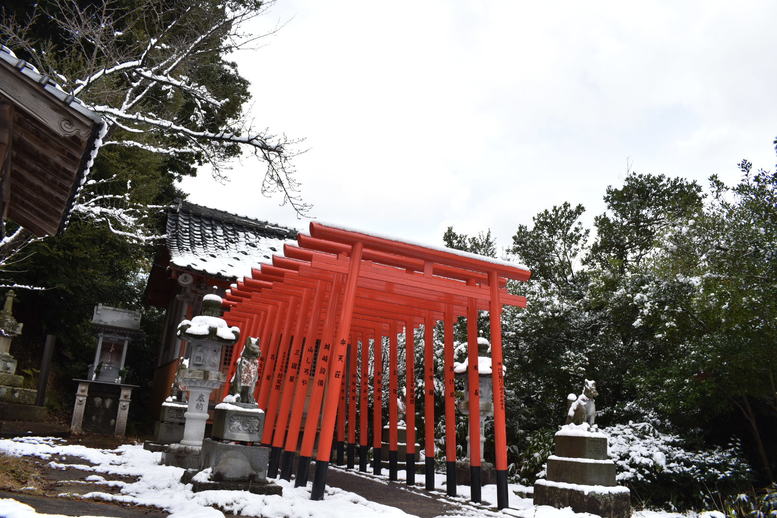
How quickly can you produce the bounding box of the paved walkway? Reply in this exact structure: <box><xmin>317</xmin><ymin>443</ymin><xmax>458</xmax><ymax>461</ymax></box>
<box><xmin>325</xmin><ymin>467</ymin><xmax>463</xmax><ymax>518</ymax></box>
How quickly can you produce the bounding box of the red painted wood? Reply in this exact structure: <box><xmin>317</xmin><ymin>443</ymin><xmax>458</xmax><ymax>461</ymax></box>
<box><xmin>405</xmin><ymin>320</ymin><xmax>416</xmax><ymax>455</ymax></box>
<box><xmin>466</xmin><ymin>298</ymin><xmax>481</xmax><ymax>467</ymax></box>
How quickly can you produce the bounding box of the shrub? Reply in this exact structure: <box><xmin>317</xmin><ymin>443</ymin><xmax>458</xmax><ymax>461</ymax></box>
<box><xmin>604</xmin><ymin>422</ymin><xmax>752</xmax><ymax>510</ymax></box>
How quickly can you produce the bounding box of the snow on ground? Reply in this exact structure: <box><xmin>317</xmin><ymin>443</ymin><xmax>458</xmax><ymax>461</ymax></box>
<box><xmin>0</xmin><ymin>498</ymin><xmax>113</xmax><ymax>518</ymax></box>
<box><xmin>0</xmin><ymin>437</ymin><xmax>720</xmax><ymax>518</ymax></box>
<box><xmin>0</xmin><ymin>437</ymin><xmax>412</xmax><ymax>518</ymax></box>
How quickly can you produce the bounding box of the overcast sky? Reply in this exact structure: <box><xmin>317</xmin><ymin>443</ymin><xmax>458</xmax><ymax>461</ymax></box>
<box><xmin>180</xmin><ymin>1</ymin><xmax>777</xmax><ymax>254</ymax></box>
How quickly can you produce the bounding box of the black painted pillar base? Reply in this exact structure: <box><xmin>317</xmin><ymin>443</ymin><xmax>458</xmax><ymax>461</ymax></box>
<box><xmin>346</xmin><ymin>443</ymin><xmax>356</xmax><ymax>469</ymax></box>
<box><xmin>389</xmin><ymin>450</ymin><xmax>398</xmax><ymax>481</ymax></box>
<box><xmin>406</xmin><ymin>453</ymin><xmax>416</xmax><ymax>486</ymax></box>
<box><xmin>373</xmin><ymin>448</ymin><xmax>382</xmax><ymax>475</ymax></box>
<box><xmin>425</xmin><ymin>457</ymin><xmax>435</xmax><ymax>490</ymax></box>
<box><xmin>294</xmin><ymin>455</ymin><xmax>310</xmax><ymax>487</ymax></box>
<box><xmin>496</xmin><ymin>469</ymin><xmax>508</xmax><ymax>509</ymax></box>
<box><xmin>267</xmin><ymin>446</ymin><xmax>282</xmax><ymax>478</ymax></box>
<box><xmin>470</xmin><ymin>465</ymin><xmax>481</xmax><ymax>503</ymax></box>
<box><xmin>310</xmin><ymin>460</ymin><xmax>329</xmax><ymax>500</ymax></box>
<box><xmin>446</xmin><ymin>461</ymin><xmax>456</xmax><ymax>496</ymax></box>
<box><xmin>358</xmin><ymin>445</ymin><xmax>369</xmax><ymax>472</ymax></box>
<box><xmin>335</xmin><ymin>441</ymin><xmax>345</xmax><ymax>465</ymax></box>
<box><xmin>280</xmin><ymin>450</ymin><xmax>295</xmax><ymax>481</ymax></box>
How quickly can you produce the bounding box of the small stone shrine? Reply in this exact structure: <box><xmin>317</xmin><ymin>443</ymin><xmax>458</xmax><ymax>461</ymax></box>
<box><xmin>380</xmin><ymin>388</ymin><xmax>422</xmax><ymax>474</ymax></box>
<box><xmin>190</xmin><ymin>336</ymin><xmax>279</xmax><ymax>494</ymax></box>
<box><xmin>0</xmin><ymin>291</ymin><xmax>35</xmax><ymax>405</ymax></box>
<box><xmin>70</xmin><ymin>305</ymin><xmax>141</xmax><ymax>437</ymax></box>
<box><xmin>533</xmin><ymin>380</ymin><xmax>631</xmax><ymax>518</ymax></box>
<box><xmin>162</xmin><ymin>293</ymin><xmax>240</xmax><ymax>469</ymax></box>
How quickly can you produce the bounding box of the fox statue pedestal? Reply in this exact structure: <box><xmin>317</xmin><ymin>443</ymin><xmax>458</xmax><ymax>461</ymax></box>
<box><xmin>534</xmin><ymin>380</ymin><xmax>630</xmax><ymax>518</ymax></box>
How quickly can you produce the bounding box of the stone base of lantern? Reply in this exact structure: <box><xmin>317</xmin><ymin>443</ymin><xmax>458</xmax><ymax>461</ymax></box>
<box><xmin>162</xmin><ymin>442</ymin><xmax>203</xmax><ymax>469</ymax></box>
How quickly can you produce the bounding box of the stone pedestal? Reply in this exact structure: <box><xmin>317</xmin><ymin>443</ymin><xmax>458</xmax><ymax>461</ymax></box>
<box><xmin>156</xmin><ymin>401</ymin><xmax>187</xmax><ymax>443</ymax></box>
<box><xmin>188</xmin><ymin>400</ymin><xmax>279</xmax><ymax>495</ymax></box>
<box><xmin>69</xmin><ymin>380</ymin><xmax>136</xmax><ymax>436</ymax></box>
<box><xmin>212</xmin><ymin>402</ymin><xmax>264</xmax><ymax>442</ymax></box>
<box><xmin>534</xmin><ymin>426</ymin><xmax>630</xmax><ymax>518</ymax></box>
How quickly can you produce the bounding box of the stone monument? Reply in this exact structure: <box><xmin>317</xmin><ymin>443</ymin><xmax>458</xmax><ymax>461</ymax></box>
<box><xmin>0</xmin><ymin>291</ymin><xmax>35</xmax><ymax>405</ymax></box>
<box><xmin>380</xmin><ymin>387</ymin><xmax>422</xmax><ymax>478</ymax></box>
<box><xmin>533</xmin><ymin>380</ymin><xmax>631</xmax><ymax>518</ymax></box>
<box><xmin>162</xmin><ymin>293</ymin><xmax>239</xmax><ymax>469</ymax></box>
<box><xmin>70</xmin><ymin>304</ymin><xmax>141</xmax><ymax>437</ymax></box>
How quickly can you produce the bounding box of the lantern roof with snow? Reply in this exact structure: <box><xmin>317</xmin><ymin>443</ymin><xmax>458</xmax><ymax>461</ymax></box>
<box><xmin>177</xmin><ymin>294</ymin><xmax>240</xmax><ymax>344</ymax></box>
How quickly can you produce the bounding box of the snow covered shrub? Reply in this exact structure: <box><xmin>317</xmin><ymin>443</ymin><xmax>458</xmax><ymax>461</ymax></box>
<box><xmin>604</xmin><ymin>422</ymin><xmax>752</xmax><ymax>510</ymax></box>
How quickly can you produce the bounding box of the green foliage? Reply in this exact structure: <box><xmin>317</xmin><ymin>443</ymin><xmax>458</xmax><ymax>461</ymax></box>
<box><xmin>447</xmin><ymin>157</ymin><xmax>776</xmax><ymax>507</ymax></box>
<box><xmin>718</xmin><ymin>484</ymin><xmax>777</xmax><ymax>518</ymax></box>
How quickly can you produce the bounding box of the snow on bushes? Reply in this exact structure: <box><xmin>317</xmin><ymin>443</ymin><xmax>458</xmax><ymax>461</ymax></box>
<box><xmin>603</xmin><ymin>421</ymin><xmax>751</xmax><ymax>510</ymax></box>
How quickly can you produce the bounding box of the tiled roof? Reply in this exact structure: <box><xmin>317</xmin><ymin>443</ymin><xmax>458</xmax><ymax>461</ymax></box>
<box><xmin>166</xmin><ymin>200</ymin><xmax>299</xmax><ymax>280</ymax></box>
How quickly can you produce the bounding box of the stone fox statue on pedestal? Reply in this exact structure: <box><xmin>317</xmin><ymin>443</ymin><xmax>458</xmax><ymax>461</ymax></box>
<box><xmin>566</xmin><ymin>379</ymin><xmax>598</xmax><ymax>425</ymax></box>
<box><xmin>230</xmin><ymin>337</ymin><xmax>260</xmax><ymax>404</ymax></box>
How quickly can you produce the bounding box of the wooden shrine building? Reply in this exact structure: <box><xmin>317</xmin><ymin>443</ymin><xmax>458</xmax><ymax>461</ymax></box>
<box><xmin>145</xmin><ymin>200</ymin><xmax>297</xmax><ymax>414</ymax></box>
<box><xmin>0</xmin><ymin>45</ymin><xmax>105</xmax><ymax>237</ymax></box>
<box><xmin>220</xmin><ymin>222</ymin><xmax>531</xmax><ymax>508</ymax></box>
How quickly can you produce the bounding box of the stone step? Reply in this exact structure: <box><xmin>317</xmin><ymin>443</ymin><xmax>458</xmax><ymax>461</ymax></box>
<box><xmin>0</xmin><ymin>401</ymin><xmax>48</xmax><ymax>421</ymax></box>
<box><xmin>546</xmin><ymin>455</ymin><xmax>617</xmax><ymax>486</ymax></box>
<box><xmin>0</xmin><ymin>373</ymin><xmax>24</xmax><ymax>387</ymax></box>
<box><xmin>534</xmin><ymin>479</ymin><xmax>630</xmax><ymax>518</ymax></box>
<box><xmin>0</xmin><ymin>385</ymin><xmax>36</xmax><ymax>405</ymax></box>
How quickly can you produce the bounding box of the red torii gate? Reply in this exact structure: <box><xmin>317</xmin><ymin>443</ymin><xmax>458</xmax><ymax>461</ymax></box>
<box><xmin>221</xmin><ymin>222</ymin><xmax>530</xmax><ymax>508</ymax></box>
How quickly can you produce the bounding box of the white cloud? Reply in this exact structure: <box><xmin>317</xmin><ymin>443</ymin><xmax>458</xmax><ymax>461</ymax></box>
<box><xmin>181</xmin><ymin>0</ymin><xmax>777</xmax><ymax>249</ymax></box>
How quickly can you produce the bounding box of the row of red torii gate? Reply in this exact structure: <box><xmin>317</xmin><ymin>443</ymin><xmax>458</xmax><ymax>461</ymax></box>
<box><xmin>218</xmin><ymin>222</ymin><xmax>531</xmax><ymax>508</ymax></box>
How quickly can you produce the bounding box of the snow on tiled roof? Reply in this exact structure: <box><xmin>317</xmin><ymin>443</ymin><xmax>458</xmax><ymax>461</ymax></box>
<box><xmin>166</xmin><ymin>200</ymin><xmax>299</xmax><ymax>280</ymax></box>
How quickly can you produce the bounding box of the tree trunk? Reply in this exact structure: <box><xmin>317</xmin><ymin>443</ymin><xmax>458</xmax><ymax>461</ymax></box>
<box><xmin>733</xmin><ymin>396</ymin><xmax>774</xmax><ymax>482</ymax></box>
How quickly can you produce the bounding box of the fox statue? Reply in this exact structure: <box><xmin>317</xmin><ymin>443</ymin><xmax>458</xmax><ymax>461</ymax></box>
<box><xmin>566</xmin><ymin>379</ymin><xmax>598</xmax><ymax>426</ymax></box>
<box><xmin>229</xmin><ymin>337</ymin><xmax>260</xmax><ymax>404</ymax></box>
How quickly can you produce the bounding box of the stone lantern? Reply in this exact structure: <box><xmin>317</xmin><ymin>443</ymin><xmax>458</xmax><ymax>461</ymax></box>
<box><xmin>70</xmin><ymin>305</ymin><xmax>141</xmax><ymax>437</ymax></box>
<box><xmin>0</xmin><ymin>290</ymin><xmax>36</xmax><ymax>406</ymax></box>
<box><xmin>0</xmin><ymin>291</ymin><xmax>23</xmax><ymax>376</ymax></box>
<box><xmin>162</xmin><ymin>293</ymin><xmax>239</xmax><ymax>469</ymax></box>
<box><xmin>454</xmin><ymin>336</ymin><xmax>495</xmax><ymax>463</ymax></box>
